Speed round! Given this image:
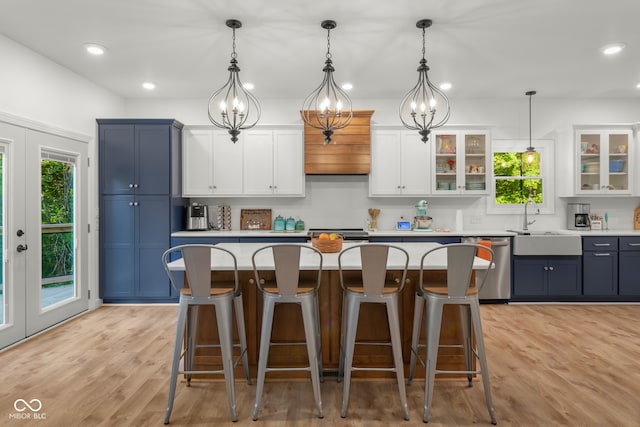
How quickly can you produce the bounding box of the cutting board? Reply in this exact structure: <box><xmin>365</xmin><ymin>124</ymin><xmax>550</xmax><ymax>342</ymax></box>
<box><xmin>635</xmin><ymin>207</ymin><xmax>640</xmax><ymax>230</ymax></box>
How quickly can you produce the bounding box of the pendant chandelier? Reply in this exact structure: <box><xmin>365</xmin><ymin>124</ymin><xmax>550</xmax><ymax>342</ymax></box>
<box><xmin>525</xmin><ymin>90</ymin><xmax>537</xmax><ymax>163</ymax></box>
<box><xmin>207</xmin><ymin>19</ymin><xmax>260</xmax><ymax>143</ymax></box>
<box><xmin>399</xmin><ymin>19</ymin><xmax>450</xmax><ymax>143</ymax></box>
<box><xmin>301</xmin><ymin>20</ymin><xmax>353</xmax><ymax>144</ymax></box>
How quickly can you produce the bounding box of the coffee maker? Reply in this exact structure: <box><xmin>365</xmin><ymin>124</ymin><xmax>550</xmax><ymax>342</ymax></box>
<box><xmin>185</xmin><ymin>203</ymin><xmax>209</xmax><ymax>231</ymax></box>
<box><xmin>567</xmin><ymin>203</ymin><xmax>590</xmax><ymax>230</ymax></box>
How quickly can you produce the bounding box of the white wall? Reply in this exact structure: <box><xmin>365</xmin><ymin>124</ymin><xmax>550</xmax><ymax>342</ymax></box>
<box><xmin>127</xmin><ymin>97</ymin><xmax>640</xmax><ymax>232</ymax></box>
<box><xmin>0</xmin><ymin>34</ymin><xmax>126</xmax><ymax>309</ymax></box>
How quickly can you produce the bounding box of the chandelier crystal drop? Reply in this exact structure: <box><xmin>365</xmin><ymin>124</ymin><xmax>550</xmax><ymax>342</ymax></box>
<box><xmin>399</xmin><ymin>19</ymin><xmax>450</xmax><ymax>143</ymax></box>
<box><xmin>301</xmin><ymin>20</ymin><xmax>353</xmax><ymax>144</ymax></box>
<box><xmin>208</xmin><ymin>19</ymin><xmax>260</xmax><ymax>143</ymax></box>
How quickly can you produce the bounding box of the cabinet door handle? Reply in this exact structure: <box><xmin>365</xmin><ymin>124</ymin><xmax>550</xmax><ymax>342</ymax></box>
<box><xmin>543</xmin><ymin>266</ymin><xmax>548</xmax><ymax>271</ymax></box>
<box><xmin>134</xmin><ymin>184</ymin><xmax>139</xmax><ymax>188</ymax></box>
<box><xmin>129</xmin><ymin>184</ymin><xmax>134</xmax><ymax>188</ymax></box>
<box><xmin>593</xmin><ymin>243</ymin><xmax>611</xmax><ymax>247</ymax></box>
<box><xmin>129</xmin><ymin>202</ymin><xmax>134</xmax><ymax>206</ymax></box>
<box><xmin>593</xmin><ymin>253</ymin><xmax>611</xmax><ymax>256</ymax></box>
<box><xmin>627</xmin><ymin>243</ymin><xmax>640</xmax><ymax>247</ymax></box>
<box><xmin>133</xmin><ymin>202</ymin><xmax>139</xmax><ymax>207</ymax></box>
<box><xmin>549</xmin><ymin>266</ymin><xmax>554</xmax><ymax>271</ymax></box>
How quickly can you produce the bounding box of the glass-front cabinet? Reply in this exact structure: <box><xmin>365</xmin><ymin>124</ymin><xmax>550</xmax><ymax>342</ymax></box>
<box><xmin>431</xmin><ymin>130</ymin><xmax>489</xmax><ymax>194</ymax></box>
<box><xmin>576</xmin><ymin>127</ymin><xmax>633</xmax><ymax>195</ymax></box>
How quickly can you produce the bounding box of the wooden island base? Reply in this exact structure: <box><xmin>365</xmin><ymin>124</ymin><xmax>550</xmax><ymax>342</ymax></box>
<box><xmin>188</xmin><ymin>269</ymin><xmax>472</xmax><ymax>380</ymax></box>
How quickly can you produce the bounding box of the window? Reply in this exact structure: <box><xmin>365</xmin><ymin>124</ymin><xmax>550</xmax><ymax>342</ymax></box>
<box><xmin>488</xmin><ymin>140</ymin><xmax>555</xmax><ymax>214</ymax></box>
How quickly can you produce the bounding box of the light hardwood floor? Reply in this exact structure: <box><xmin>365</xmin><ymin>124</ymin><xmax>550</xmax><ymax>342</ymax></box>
<box><xmin>1</xmin><ymin>304</ymin><xmax>639</xmax><ymax>426</ymax></box>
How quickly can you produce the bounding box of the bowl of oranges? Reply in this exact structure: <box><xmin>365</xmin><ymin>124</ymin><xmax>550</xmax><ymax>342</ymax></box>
<box><xmin>311</xmin><ymin>232</ymin><xmax>343</xmax><ymax>253</ymax></box>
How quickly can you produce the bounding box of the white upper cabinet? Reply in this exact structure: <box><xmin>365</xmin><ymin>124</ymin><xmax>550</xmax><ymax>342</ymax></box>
<box><xmin>369</xmin><ymin>129</ymin><xmax>430</xmax><ymax>196</ymax></box>
<box><xmin>182</xmin><ymin>127</ymin><xmax>243</xmax><ymax>196</ymax></box>
<box><xmin>575</xmin><ymin>127</ymin><xmax>633</xmax><ymax>195</ymax></box>
<box><xmin>243</xmin><ymin>129</ymin><xmax>305</xmax><ymax>196</ymax></box>
<box><xmin>431</xmin><ymin>130</ymin><xmax>489</xmax><ymax>195</ymax></box>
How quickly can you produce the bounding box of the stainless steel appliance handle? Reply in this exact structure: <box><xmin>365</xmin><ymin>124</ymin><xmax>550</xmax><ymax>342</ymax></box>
<box><xmin>593</xmin><ymin>243</ymin><xmax>611</xmax><ymax>247</ymax></box>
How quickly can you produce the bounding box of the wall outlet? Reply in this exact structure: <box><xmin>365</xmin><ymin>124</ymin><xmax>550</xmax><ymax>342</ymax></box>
<box><xmin>470</xmin><ymin>215</ymin><xmax>483</xmax><ymax>224</ymax></box>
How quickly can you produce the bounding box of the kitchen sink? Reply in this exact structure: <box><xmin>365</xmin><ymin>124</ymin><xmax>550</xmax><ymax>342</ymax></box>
<box><xmin>508</xmin><ymin>230</ymin><xmax>582</xmax><ymax>255</ymax></box>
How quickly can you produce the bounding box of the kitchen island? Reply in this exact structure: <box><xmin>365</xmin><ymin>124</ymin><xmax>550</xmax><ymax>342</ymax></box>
<box><xmin>167</xmin><ymin>241</ymin><xmax>491</xmax><ymax>379</ymax></box>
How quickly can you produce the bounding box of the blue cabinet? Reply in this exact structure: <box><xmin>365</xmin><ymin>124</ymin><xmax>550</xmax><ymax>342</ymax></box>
<box><xmin>619</xmin><ymin>237</ymin><xmax>640</xmax><ymax>296</ymax></box>
<box><xmin>99</xmin><ymin>119</ymin><xmax>183</xmax><ymax>302</ymax></box>
<box><xmin>512</xmin><ymin>256</ymin><xmax>581</xmax><ymax>299</ymax></box>
<box><xmin>582</xmin><ymin>237</ymin><xmax>618</xmax><ymax>296</ymax></box>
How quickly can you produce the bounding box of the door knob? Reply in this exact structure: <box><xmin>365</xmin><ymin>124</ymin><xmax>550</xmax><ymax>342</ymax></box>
<box><xmin>16</xmin><ymin>229</ymin><xmax>24</xmax><ymax>237</ymax></box>
<box><xmin>17</xmin><ymin>244</ymin><xmax>28</xmax><ymax>253</ymax></box>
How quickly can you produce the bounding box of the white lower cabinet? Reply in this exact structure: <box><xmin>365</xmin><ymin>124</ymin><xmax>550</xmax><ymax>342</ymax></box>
<box><xmin>182</xmin><ymin>127</ymin><xmax>243</xmax><ymax>196</ymax></box>
<box><xmin>243</xmin><ymin>129</ymin><xmax>305</xmax><ymax>196</ymax></box>
<box><xmin>369</xmin><ymin>129</ymin><xmax>430</xmax><ymax>196</ymax></box>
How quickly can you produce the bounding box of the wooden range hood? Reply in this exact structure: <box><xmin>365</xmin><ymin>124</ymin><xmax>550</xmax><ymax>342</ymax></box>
<box><xmin>303</xmin><ymin>110</ymin><xmax>374</xmax><ymax>174</ymax></box>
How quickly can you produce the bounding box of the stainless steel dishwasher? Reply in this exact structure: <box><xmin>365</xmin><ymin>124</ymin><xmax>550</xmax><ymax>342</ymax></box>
<box><xmin>462</xmin><ymin>236</ymin><xmax>511</xmax><ymax>303</ymax></box>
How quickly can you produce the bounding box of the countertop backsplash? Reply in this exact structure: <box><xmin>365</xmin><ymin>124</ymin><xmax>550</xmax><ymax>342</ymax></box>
<box><xmin>188</xmin><ymin>175</ymin><xmax>640</xmax><ymax>233</ymax></box>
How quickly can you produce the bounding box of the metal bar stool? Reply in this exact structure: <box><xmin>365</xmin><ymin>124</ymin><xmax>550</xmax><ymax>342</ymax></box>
<box><xmin>161</xmin><ymin>244</ymin><xmax>251</xmax><ymax>424</ymax></box>
<box><xmin>251</xmin><ymin>244</ymin><xmax>324</xmax><ymax>420</ymax></box>
<box><xmin>408</xmin><ymin>243</ymin><xmax>497</xmax><ymax>424</ymax></box>
<box><xmin>337</xmin><ymin>243</ymin><xmax>410</xmax><ymax>420</ymax></box>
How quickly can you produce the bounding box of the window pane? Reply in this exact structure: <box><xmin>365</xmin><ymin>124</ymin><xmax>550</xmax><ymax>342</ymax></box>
<box><xmin>41</xmin><ymin>159</ymin><xmax>75</xmax><ymax>309</ymax></box>
<box><xmin>494</xmin><ymin>152</ymin><xmax>520</xmax><ymax>177</ymax></box>
<box><xmin>495</xmin><ymin>178</ymin><xmax>543</xmax><ymax>204</ymax></box>
<box><xmin>522</xmin><ymin>152</ymin><xmax>540</xmax><ymax>176</ymax></box>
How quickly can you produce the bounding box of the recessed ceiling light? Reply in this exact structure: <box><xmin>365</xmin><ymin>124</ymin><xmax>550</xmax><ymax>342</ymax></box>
<box><xmin>142</xmin><ymin>82</ymin><xmax>156</xmax><ymax>90</ymax></box>
<box><xmin>636</xmin><ymin>83</ymin><xmax>640</xmax><ymax>89</ymax></box>
<box><xmin>601</xmin><ymin>43</ymin><xmax>626</xmax><ymax>55</ymax></box>
<box><xmin>242</xmin><ymin>82</ymin><xmax>255</xmax><ymax>90</ymax></box>
<box><xmin>341</xmin><ymin>82</ymin><xmax>353</xmax><ymax>91</ymax></box>
<box><xmin>84</xmin><ymin>43</ymin><xmax>106</xmax><ymax>56</ymax></box>
<box><xmin>439</xmin><ymin>82</ymin><xmax>452</xmax><ymax>91</ymax></box>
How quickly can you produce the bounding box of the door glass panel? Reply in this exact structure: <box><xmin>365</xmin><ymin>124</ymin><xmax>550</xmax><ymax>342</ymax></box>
<box><xmin>608</xmin><ymin>133</ymin><xmax>628</xmax><ymax>191</ymax></box>
<box><xmin>435</xmin><ymin>134</ymin><xmax>457</xmax><ymax>191</ymax></box>
<box><xmin>40</xmin><ymin>156</ymin><xmax>76</xmax><ymax>309</ymax></box>
<box><xmin>579</xmin><ymin>133</ymin><xmax>601</xmax><ymax>191</ymax></box>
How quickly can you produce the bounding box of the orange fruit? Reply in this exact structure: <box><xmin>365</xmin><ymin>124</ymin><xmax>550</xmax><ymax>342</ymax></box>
<box><xmin>318</xmin><ymin>233</ymin><xmax>330</xmax><ymax>240</ymax></box>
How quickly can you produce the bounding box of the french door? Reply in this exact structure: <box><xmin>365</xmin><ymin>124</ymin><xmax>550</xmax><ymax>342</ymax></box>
<box><xmin>0</xmin><ymin>122</ymin><xmax>88</xmax><ymax>348</ymax></box>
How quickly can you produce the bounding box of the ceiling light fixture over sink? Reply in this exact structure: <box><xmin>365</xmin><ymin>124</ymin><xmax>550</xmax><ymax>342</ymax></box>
<box><xmin>301</xmin><ymin>20</ymin><xmax>353</xmax><ymax>144</ymax></box>
<box><xmin>399</xmin><ymin>19</ymin><xmax>450</xmax><ymax>143</ymax></box>
<box><xmin>207</xmin><ymin>19</ymin><xmax>261</xmax><ymax>143</ymax></box>
<box><xmin>525</xmin><ymin>90</ymin><xmax>537</xmax><ymax>164</ymax></box>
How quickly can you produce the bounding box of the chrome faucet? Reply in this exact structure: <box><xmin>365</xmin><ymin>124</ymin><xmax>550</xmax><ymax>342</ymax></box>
<box><xmin>523</xmin><ymin>199</ymin><xmax>536</xmax><ymax>230</ymax></box>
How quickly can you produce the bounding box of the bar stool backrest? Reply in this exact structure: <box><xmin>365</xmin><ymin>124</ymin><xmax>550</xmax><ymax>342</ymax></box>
<box><xmin>162</xmin><ymin>244</ymin><xmax>239</xmax><ymax>298</ymax></box>
<box><xmin>252</xmin><ymin>244</ymin><xmax>323</xmax><ymax>296</ymax></box>
<box><xmin>339</xmin><ymin>244</ymin><xmax>409</xmax><ymax>296</ymax></box>
<box><xmin>420</xmin><ymin>243</ymin><xmax>494</xmax><ymax>297</ymax></box>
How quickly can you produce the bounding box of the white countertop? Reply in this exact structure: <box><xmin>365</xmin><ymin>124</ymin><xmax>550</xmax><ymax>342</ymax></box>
<box><xmin>171</xmin><ymin>229</ymin><xmax>640</xmax><ymax>238</ymax></box>
<box><xmin>166</xmin><ymin>241</ymin><xmax>492</xmax><ymax>271</ymax></box>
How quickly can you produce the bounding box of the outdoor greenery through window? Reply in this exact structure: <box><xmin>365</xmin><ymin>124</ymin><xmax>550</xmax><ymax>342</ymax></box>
<box><xmin>489</xmin><ymin>139</ymin><xmax>554</xmax><ymax>214</ymax></box>
<box><xmin>494</xmin><ymin>152</ymin><xmax>542</xmax><ymax>204</ymax></box>
<box><xmin>41</xmin><ymin>159</ymin><xmax>75</xmax><ymax>294</ymax></box>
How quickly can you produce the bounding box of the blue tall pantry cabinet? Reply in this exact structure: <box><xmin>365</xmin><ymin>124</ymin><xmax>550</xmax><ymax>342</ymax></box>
<box><xmin>98</xmin><ymin>119</ymin><xmax>184</xmax><ymax>303</ymax></box>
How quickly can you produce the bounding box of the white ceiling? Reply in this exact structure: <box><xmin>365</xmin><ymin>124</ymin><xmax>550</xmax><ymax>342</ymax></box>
<box><xmin>1</xmin><ymin>0</ymin><xmax>639</xmax><ymax>101</ymax></box>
